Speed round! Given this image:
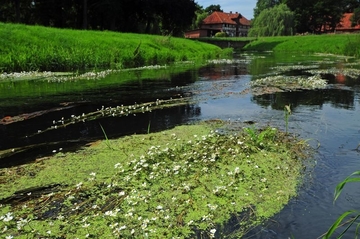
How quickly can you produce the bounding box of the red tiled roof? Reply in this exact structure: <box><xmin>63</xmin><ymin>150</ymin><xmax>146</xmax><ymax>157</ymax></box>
<box><xmin>337</xmin><ymin>13</ymin><xmax>360</xmax><ymax>30</ymax></box>
<box><xmin>202</xmin><ymin>11</ymin><xmax>251</xmax><ymax>26</ymax></box>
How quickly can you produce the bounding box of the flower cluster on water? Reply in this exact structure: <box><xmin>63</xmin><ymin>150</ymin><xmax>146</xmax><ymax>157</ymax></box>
<box><xmin>0</xmin><ymin>124</ymin><xmax>308</xmax><ymax>238</ymax></box>
<box><xmin>250</xmin><ymin>74</ymin><xmax>327</xmax><ymax>95</ymax></box>
<box><xmin>0</xmin><ymin>64</ymin><xmax>167</xmax><ymax>82</ymax></box>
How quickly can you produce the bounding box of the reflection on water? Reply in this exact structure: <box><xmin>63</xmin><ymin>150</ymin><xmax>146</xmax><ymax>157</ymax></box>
<box><xmin>1</xmin><ymin>52</ymin><xmax>360</xmax><ymax>238</ymax></box>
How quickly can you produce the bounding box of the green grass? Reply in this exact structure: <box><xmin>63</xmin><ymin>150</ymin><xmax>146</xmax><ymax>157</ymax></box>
<box><xmin>0</xmin><ymin>23</ymin><xmax>228</xmax><ymax>72</ymax></box>
<box><xmin>242</xmin><ymin>34</ymin><xmax>360</xmax><ymax>57</ymax></box>
<box><xmin>0</xmin><ymin>121</ymin><xmax>311</xmax><ymax>238</ymax></box>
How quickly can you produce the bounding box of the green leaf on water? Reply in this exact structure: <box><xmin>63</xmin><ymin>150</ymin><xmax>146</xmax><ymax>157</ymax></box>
<box><xmin>323</xmin><ymin>210</ymin><xmax>358</xmax><ymax>239</ymax></box>
<box><xmin>334</xmin><ymin>171</ymin><xmax>360</xmax><ymax>202</ymax></box>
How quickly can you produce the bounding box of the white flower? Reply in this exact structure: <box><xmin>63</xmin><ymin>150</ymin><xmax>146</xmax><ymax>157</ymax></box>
<box><xmin>5</xmin><ymin>235</ymin><xmax>13</xmax><ymax>239</ymax></box>
<box><xmin>76</xmin><ymin>182</ymin><xmax>83</xmax><ymax>189</ymax></box>
<box><xmin>156</xmin><ymin>205</ymin><xmax>163</xmax><ymax>210</ymax></box>
<box><xmin>104</xmin><ymin>210</ymin><xmax>117</xmax><ymax>217</ymax></box>
<box><xmin>82</xmin><ymin>223</ymin><xmax>90</xmax><ymax>228</ymax></box>
<box><xmin>3</xmin><ymin>212</ymin><xmax>13</xmax><ymax>222</ymax></box>
<box><xmin>234</xmin><ymin>167</ymin><xmax>240</xmax><ymax>174</ymax></box>
<box><xmin>209</xmin><ymin>228</ymin><xmax>216</xmax><ymax>238</ymax></box>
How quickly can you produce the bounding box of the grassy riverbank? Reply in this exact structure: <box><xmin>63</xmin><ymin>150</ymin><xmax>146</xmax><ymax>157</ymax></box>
<box><xmin>0</xmin><ymin>23</ymin><xmax>228</xmax><ymax>72</ymax></box>
<box><xmin>243</xmin><ymin>34</ymin><xmax>360</xmax><ymax>57</ymax></box>
<box><xmin>0</xmin><ymin>121</ymin><xmax>310</xmax><ymax>238</ymax></box>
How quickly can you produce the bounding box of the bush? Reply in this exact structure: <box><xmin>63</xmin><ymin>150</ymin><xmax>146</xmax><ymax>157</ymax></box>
<box><xmin>215</xmin><ymin>32</ymin><xmax>227</xmax><ymax>37</ymax></box>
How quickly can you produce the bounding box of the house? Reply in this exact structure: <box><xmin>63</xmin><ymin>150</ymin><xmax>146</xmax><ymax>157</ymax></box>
<box><xmin>335</xmin><ymin>13</ymin><xmax>360</xmax><ymax>33</ymax></box>
<box><xmin>320</xmin><ymin>12</ymin><xmax>360</xmax><ymax>33</ymax></box>
<box><xmin>184</xmin><ymin>11</ymin><xmax>251</xmax><ymax>38</ymax></box>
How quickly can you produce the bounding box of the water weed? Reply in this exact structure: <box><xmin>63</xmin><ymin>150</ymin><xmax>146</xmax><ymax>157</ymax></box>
<box><xmin>0</xmin><ymin>122</ymin><xmax>311</xmax><ymax>238</ymax></box>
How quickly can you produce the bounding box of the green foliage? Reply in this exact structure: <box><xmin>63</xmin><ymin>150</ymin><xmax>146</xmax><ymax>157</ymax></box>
<box><xmin>0</xmin><ymin>23</ymin><xmax>225</xmax><ymax>72</ymax></box>
<box><xmin>253</xmin><ymin>0</ymin><xmax>281</xmax><ymax>19</ymax></box>
<box><xmin>286</xmin><ymin>0</ymin><xmax>350</xmax><ymax>33</ymax></box>
<box><xmin>249</xmin><ymin>4</ymin><xmax>295</xmax><ymax>37</ymax></box>
<box><xmin>0</xmin><ymin>0</ymin><xmax>197</xmax><ymax>36</ymax></box>
<box><xmin>323</xmin><ymin>171</ymin><xmax>360</xmax><ymax>239</ymax></box>
<box><xmin>343</xmin><ymin>35</ymin><xmax>360</xmax><ymax>58</ymax></box>
<box><xmin>0</xmin><ymin>123</ymin><xmax>309</xmax><ymax>238</ymax></box>
<box><xmin>243</xmin><ymin>34</ymin><xmax>360</xmax><ymax>58</ymax></box>
<box><xmin>215</xmin><ymin>32</ymin><xmax>228</xmax><ymax>37</ymax></box>
<box><xmin>204</xmin><ymin>4</ymin><xmax>223</xmax><ymax>14</ymax></box>
<box><xmin>351</xmin><ymin>8</ymin><xmax>360</xmax><ymax>27</ymax></box>
<box><xmin>99</xmin><ymin>124</ymin><xmax>113</xmax><ymax>150</ymax></box>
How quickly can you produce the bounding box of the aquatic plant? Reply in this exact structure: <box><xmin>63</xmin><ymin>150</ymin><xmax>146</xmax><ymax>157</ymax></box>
<box><xmin>0</xmin><ymin>123</ymin><xmax>310</xmax><ymax>238</ymax></box>
<box><xmin>306</xmin><ymin>67</ymin><xmax>360</xmax><ymax>80</ymax></box>
<box><xmin>27</xmin><ymin>97</ymin><xmax>191</xmax><ymax>137</ymax></box>
<box><xmin>284</xmin><ymin>105</ymin><xmax>291</xmax><ymax>134</ymax></box>
<box><xmin>99</xmin><ymin>124</ymin><xmax>113</xmax><ymax>150</ymax></box>
<box><xmin>323</xmin><ymin>171</ymin><xmax>360</xmax><ymax>239</ymax></box>
<box><xmin>250</xmin><ymin>75</ymin><xmax>327</xmax><ymax>95</ymax></box>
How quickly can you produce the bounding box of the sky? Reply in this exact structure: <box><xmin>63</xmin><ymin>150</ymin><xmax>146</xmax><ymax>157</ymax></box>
<box><xmin>195</xmin><ymin>0</ymin><xmax>256</xmax><ymax>19</ymax></box>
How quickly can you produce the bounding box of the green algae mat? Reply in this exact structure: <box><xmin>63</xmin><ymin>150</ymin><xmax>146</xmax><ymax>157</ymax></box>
<box><xmin>0</xmin><ymin>121</ymin><xmax>311</xmax><ymax>238</ymax></box>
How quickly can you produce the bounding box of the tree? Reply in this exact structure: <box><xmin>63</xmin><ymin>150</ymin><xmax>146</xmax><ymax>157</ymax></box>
<box><xmin>249</xmin><ymin>3</ymin><xmax>295</xmax><ymax>37</ymax></box>
<box><xmin>254</xmin><ymin>0</ymin><xmax>281</xmax><ymax>18</ymax></box>
<box><xmin>204</xmin><ymin>4</ymin><xmax>222</xmax><ymax>14</ymax></box>
<box><xmin>285</xmin><ymin>0</ymin><xmax>351</xmax><ymax>33</ymax></box>
<box><xmin>351</xmin><ymin>7</ymin><xmax>360</xmax><ymax>26</ymax></box>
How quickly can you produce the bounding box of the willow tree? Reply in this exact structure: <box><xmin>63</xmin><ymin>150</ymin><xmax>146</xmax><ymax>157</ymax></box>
<box><xmin>248</xmin><ymin>3</ymin><xmax>295</xmax><ymax>37</ymax></box>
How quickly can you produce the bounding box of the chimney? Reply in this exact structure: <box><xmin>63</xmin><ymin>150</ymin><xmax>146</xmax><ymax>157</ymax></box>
<box><xmin>230</xmin><ymin>11</ymin><xmax>232</xmax><ymax>14</ymax></box>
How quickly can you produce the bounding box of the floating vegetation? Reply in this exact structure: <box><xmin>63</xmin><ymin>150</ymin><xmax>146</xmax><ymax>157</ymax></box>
<box><xmin>207</xmin><ymin>57</ymin><xmax>252</xmax><ymax>65</ymax></box>
<box><xmin>250</xmin><ymin>75</ymin><xmax>327</xmax><ymax>95</ymax></box>
<box><xmin>270</xmin><ymin>64</ymin><xmax>320</xmax><ymax>72</ymax></box>
<box><xmin>306</xmin><ymin>67</ymin><xmax>360</xmax><ymax>79</ymax></box>
<box><xmin>28</xmin><ymin>97</ymin><xmax>192</xmax><ymax>137</ymax></box>
<box><xmin>0</xmin><ymin>65</ymin><xmax>168</xmax><ymax>82</ymax></box>
<box><xmin>0</xmin><ymin>123</ymin><xmax>310</xmax><ymax>238</ymax></box>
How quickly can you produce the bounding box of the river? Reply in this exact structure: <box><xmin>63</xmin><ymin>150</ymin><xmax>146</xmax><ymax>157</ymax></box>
<box><xmin>0</xmin><ymin>52</ymin><xmax>359</xmax><ymax>238</ymax></box>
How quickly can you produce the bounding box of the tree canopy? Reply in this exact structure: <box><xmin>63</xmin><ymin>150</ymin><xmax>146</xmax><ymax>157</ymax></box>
<box><xmin>253</xmin><ymin>0</ymin><xmax>360</xmax><ymax>34</ymax></box>
<box><xmin>249</xmin><ymin>3</ymin><xmax>295</xmax><ymax>37</ymax></box>
<box><xmin>0</xmin><ymin>0</ymin><xmax>197</xmax><ymax>36</ymax></box>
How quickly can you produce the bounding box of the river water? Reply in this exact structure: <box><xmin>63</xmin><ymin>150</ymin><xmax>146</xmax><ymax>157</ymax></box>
<box><xmin>0</xmin><ymin>52</ymin><xmax>360</xmax><ymax>238</ymax></box>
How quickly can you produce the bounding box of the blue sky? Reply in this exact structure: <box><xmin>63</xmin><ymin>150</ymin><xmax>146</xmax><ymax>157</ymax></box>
<box><xmin>195</xmin><ymin>0</ymin><xmax>256</xmax><ymax>19</ymax></box>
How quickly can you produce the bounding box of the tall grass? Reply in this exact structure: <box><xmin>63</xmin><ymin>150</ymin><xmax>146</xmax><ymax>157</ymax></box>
<box><xmin>0</xmin><ymin>23</ymin><xmax>226</xmax><ymax>72</ymax></box>
<box><xmin>242</xmin><ymin>34</ymin><xmax>360</xmax><ymax>57</ymax></box>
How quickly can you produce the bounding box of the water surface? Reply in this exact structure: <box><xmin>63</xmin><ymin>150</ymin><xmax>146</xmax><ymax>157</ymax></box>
<box><xmin>1</xmin><ymin>52</ymin><xmax>360</xmax><ymax>238</ymax></box>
